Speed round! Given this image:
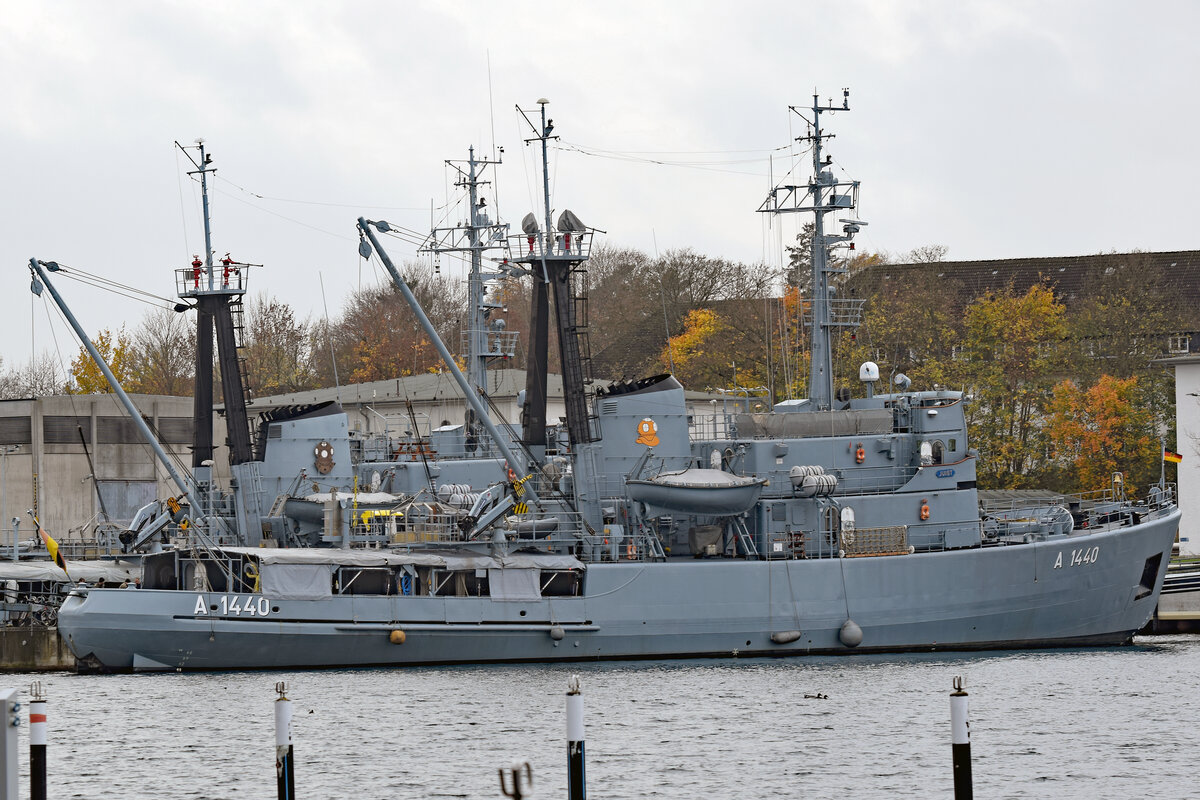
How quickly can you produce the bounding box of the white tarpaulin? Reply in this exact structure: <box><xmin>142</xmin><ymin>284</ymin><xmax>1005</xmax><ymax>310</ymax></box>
<box><xmin>0</xmin><ymin>560</ymin><xmax>139</xmax><ymax>583</ymax></box>
<box><xmin>220</xmin><ymin>546</ymin><xmax>583</xmax><ymax>572</ymax></box>
<box><xmin>261</xmin><ymin>563</ymin><xmax>333</xmax><ymax>600</ymax></box>
<box><xmin>487</xmin><ymin>568</ymin><xmax>542</xmax><ymax>601</ymax></box>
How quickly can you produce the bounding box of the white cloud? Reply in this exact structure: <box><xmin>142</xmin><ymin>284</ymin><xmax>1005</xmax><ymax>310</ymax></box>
<box><xmin>1</xmin><ymin>0</ymin><xmax>1197</xmax><ymax>371</ymax></box>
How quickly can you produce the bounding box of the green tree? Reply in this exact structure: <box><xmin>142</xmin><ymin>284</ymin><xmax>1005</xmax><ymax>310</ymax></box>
<box><xmin>959</xmin><ymin>284</ymin><xmax>1065</xmax><ymax>488</ymax></box>
<box><xmin>783</xmin><ymin>222</ymin><xmax>816</xmax><ymax>290</ymax></box>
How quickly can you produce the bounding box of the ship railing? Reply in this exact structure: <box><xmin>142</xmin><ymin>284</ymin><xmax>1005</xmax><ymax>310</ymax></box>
<box><xmin>384</xmin><ymin>508</ymin><xmax>467</xmax><ymax>545</ymax></box>
<box><xmin>1145</xmin><ymin>482</ymin><xmax>1177</xmax><ymax>511</ymax></box>
<box><xmin>1068</xmin><ymin>482</ymin><xmax>1177</xmax><ymax>511</ymax></box>
<box><xmin>174</xmin><ymin>265</ymin><xmax>248</xmax><ymax>298</ymax></box>
<box><xmin>509</xmin><ymin>229</ymin><xmax>594</xmax><ymax>261</ymax></box>
<box><xmin>494</xmin><ymin>509</ymin><xmax>670</xmax><ymax>564</ymax></box>
<box><xmin>0</xmin><ymin>585</ymin><xmax>62</xmax><ymax>629</ymax></box>
<box><xmin>353</xmin><ymin>433</ymin><xmax>394</xmax><ymax>463</ymax></box>
<box><xmin>689</xmin><ymin>413</ymin><xmax>736</xmax><ymax>440</ymax></box>
<box><xmin>827</xmin><ymin>465</ymin><xmax>919</xmax><ymax>496</ymax></box>
<box><xmin>459</xmin><ymin>329</ymin><xmax>521</xmax><ymax>359</ymax></box>
<box><xmin>58</xmin><ymin>513</ymin><xmax>130</xmax><ymax>557</ymax></box>
<box><xmin>801</xmin><ymin>298</ymin><xmax>866</xmax><ymax>328</ymax></box>
<box><xmin>980</xmin><ymin>495</ymin><xmax>1070</xmax><ymax>514</ymax></box>
<box><xmin>379</xmin><ymin>507</ymin><xmax>670</xmax><ymax>564</ymax></box>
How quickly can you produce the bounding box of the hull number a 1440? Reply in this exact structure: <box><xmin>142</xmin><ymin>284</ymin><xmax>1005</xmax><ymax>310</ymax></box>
<box><xmin>194</xmin><ymin>595</ymin><xmax>272</xmax><ymax>616</ymax></box>
<box><xmin>1053</xmin><ymin>547</ymin><xmax>1099</xmax><ymax>569</ymax></box>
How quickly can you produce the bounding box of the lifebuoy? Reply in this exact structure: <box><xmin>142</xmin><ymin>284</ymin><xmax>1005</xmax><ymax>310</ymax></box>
<box><xmin>626</xmin><ymin>541</ymin><xmax>636</xmax><ymax>560</ymax></box>
<box><xmin>919</xmin><ymin>500</ymin><xmax>930</xmax><ymax>521</ymax></box>
<box><xmin>507</xmin><ymin>466</ymin><xmax>517</xmax><ymax>482</ymax></box>
<box><xmin>855</xmin><ymin>445</ymin><xmax>866</xmax><ymax>464</ymax></box>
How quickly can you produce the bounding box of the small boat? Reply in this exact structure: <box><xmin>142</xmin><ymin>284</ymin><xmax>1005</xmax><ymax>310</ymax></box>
<box><xmin>626</xmin><ymin>469</ymin><xmax>767</xmax><ymax>515</ymax></box>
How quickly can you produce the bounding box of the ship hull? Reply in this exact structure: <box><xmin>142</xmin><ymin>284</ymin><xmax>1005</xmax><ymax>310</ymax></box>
<box><xmin>58</xmin><ymin>510</ymin><xmax>1179</xmax><ymax>671</ymax></box>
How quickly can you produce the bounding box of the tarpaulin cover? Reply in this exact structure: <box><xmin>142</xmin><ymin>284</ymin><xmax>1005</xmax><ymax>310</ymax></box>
<box><xmin>487</xmin><ymin>568</ymin><xmax>542</xmax><ymax>601</ymax></box>
<box><xmin>260</xmin><ymin>563</ymin><xmax>333</xmax><ymax>600</ymax></box>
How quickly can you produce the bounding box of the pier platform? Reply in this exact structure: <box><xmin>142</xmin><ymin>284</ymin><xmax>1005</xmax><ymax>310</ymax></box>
<box><xmin>0</xmin><ymin>629</ymin><xmax>74</xmax><ymax>671</ymax></box>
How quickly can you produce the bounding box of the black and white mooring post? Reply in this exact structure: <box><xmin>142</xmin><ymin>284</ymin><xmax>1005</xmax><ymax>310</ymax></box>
<box><xmin>29</xmin><ymin>681</ymin><xmax>46</xmax><ymax>800</ymax></box>
<box><xmin>274</xmin><ymin>682</ymin><xmax>295</xmax><ymax>800</ymax></box>
<box><xmin>950</xmin><ymin>675</ymin><xmax>972</xmax><ymax>800</ymax></box>
<box><xmin>566</xmin><ymin>674</ymin><xmax>585</xmax><ymax>800</ymax></box>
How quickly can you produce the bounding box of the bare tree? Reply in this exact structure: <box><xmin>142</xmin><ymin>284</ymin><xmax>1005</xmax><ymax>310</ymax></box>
<box><xmin>906</xmin><ymin>244</ymin><xmax>949</xmax><ymax>263</ymax></box>
<box><xmin>322</xmin><ymin>267</ymin><xmax>467</xmax><ymax>385</ymax></box>
<box><xmin>243</xmin><ymin>294</ymin><xmax>317</xmax><ymax>396</ymax></box>
<box><xmin>126</xmin><ymin>307</ymin><xmax>195</xmax><ymax>396</ymax></box>
<box><xmin>0</xmin><ymin>352</ymin><xmax>66</xmax><ymax>399</ymax></box>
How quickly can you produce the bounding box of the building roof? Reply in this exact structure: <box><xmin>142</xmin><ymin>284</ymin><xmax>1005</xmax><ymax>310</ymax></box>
<box><xmin>863</xmin><ymin>249</ymin><xmax>1200</xmax><ymax>307</ymax></box>
<box><xmin>248</xmin><ymin>368</ymin><xmax>727</xmax><ymax>411</ymax></box>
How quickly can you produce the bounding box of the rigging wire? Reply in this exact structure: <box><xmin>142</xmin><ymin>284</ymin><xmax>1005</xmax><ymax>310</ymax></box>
<box><xmin>487</xmin><ymin>51</ymin><xmax>497</xmax><ymax>161</ymax></box>
<box><xmin>515</xmin><ymin>108</ymin><xmax>541</xmax><ymax>231</ymax></box>
<box><xmin>559</xmin><ymin>141</ymin><xmax>789</xmax><ymax>157</ymax></box>
<box><xmin>210</xmin><ymin>186</ymin><xmax>352</xmax><ymax>242</ymax></box>
<box><xmin>552</xmin><ymin>141</ymin><xmax>780</xmax><ymax>177</ymax></box>
<box><xmin>213</xmin><ymin>174</ymin><xmax>424</xmax><ymax>211</ymax></box>
<box><xmin>48</xmin><ymin>263</ymin><xmax>178</xmax><ymax>307</ymax></box>
<box><xmin>174</xmin><ymin>146</ymin><xmax>192</xmax><ymax>261</ymax></box>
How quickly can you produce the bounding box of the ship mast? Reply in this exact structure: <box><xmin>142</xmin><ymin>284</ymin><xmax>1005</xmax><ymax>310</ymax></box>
<box><xmin>515</xmin><ymin>99</ymin><xmax>596</xmax><ymax>461</ymax></box>
<box><xmin>175</xmin><ymin>141</ymin><xmax>254</xmax><ymax>467</ymax></box>
<box><xmin>759</xmin><ymin>89</ymin><xmax>866</xmax><ymax>410</ymax></box>
<box><xmin>423</xmin><ymin>146</ymin><xmax>513</xmax><ymax>449</ymax></box>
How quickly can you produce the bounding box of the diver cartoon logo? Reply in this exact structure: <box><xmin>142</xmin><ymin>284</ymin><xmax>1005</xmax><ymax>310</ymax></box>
<box><xmin>636</xmin><ymin>418</ymin><xmax>659</xmax><ymax>446</ymax></box>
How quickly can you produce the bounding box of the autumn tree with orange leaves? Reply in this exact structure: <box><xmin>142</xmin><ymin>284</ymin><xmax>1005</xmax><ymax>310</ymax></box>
<box><xmin>1047</xmin><ymin>375</ymin><xmax>1159</xmax><ymax>495</ymax></box>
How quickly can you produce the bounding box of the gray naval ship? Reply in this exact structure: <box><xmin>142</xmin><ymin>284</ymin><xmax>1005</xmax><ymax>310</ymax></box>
<box><xmin>48</xmin><ymin>95</ymin><xmax>1179</xmax><ymax>671</ymax></box>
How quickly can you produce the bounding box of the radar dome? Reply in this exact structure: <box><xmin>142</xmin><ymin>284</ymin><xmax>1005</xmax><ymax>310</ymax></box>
<box><xmin>859</xmin><ymin>361</ymin><xmax>880</xmax><ymax>382</ymax></box>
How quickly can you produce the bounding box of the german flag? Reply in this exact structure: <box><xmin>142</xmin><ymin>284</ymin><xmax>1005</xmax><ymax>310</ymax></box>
<box><xmin>37</xmin><ymin>525</ymin><xmax>70</xmax><ymax>581</ymax></box>
<box><xmin>1164</xmin><ymin>447</ymin><xmax>1183</xmax><ymax>464</ymax></box>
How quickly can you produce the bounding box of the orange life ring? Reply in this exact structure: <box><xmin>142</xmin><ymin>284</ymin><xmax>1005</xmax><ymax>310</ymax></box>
<box><xmin>855</xmin><ymin>445</ymin><xmax>866</xmax><ymax>464</ymax></box>
<box><xmin>919</xmin><ymin>501</ymin><xmax>930</xmax><ymax>521</ymax></box>
<box><xmin>507</xmin><ymin>466</ymin><xmax>517</xmax><ymax>482</ymax></box>
<box><xmin>626</xmin><ymin>541</ymin><xmax>636</xmax><ymax>560</ymax></box>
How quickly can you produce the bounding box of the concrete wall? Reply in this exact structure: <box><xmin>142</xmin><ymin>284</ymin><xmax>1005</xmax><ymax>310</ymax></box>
<box><xmin>0</xmin><ymin>394</ymin><xmax>197</xmax><ymax>548</ymax></box>
<box><xmin>0</xmin><ymin>628</ymin><xmax>74</xmax><ymax>671</ymax></box>
<box><xmin>1171</xmin><ymin>356</ymin><xmax>1200</xmax><ymax>556</ymax></box>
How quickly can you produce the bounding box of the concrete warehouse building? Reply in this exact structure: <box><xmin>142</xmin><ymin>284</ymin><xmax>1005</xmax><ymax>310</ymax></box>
<box><xmin>0</xmin><ymin>393</ymin><xmax>198</xmax><ymax>552</ymax></box>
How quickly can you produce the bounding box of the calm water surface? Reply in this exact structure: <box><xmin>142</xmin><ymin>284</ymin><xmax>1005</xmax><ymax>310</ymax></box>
<box><xmin>5</xmin><ymin>635</ymin><xmax>1198</xmax><ymax>798</ymax></box>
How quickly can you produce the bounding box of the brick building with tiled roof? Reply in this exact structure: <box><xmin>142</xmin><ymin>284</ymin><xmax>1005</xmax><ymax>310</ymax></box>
<box><xmin>853</xmin><ymin>249</ymin><xmax>1200</xmax><ymax>355</ymax></box>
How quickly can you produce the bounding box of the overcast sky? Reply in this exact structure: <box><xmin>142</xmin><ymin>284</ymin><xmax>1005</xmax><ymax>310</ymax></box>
<box><xmin>2</xmin><ymin>1</ymin><xmax>1196</xmax><ymax>373</ymax></box>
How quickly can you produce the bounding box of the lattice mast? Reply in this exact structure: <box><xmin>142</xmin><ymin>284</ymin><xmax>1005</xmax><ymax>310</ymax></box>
<box><xmin>422</xmin><ymin>147</ymin><xmax>513</xmax><ymax>445</ymax></box>
<box><xmin>759</xmin><ymin>90</ymin><xmax>867</xmax><ymax>410</ymax></box>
